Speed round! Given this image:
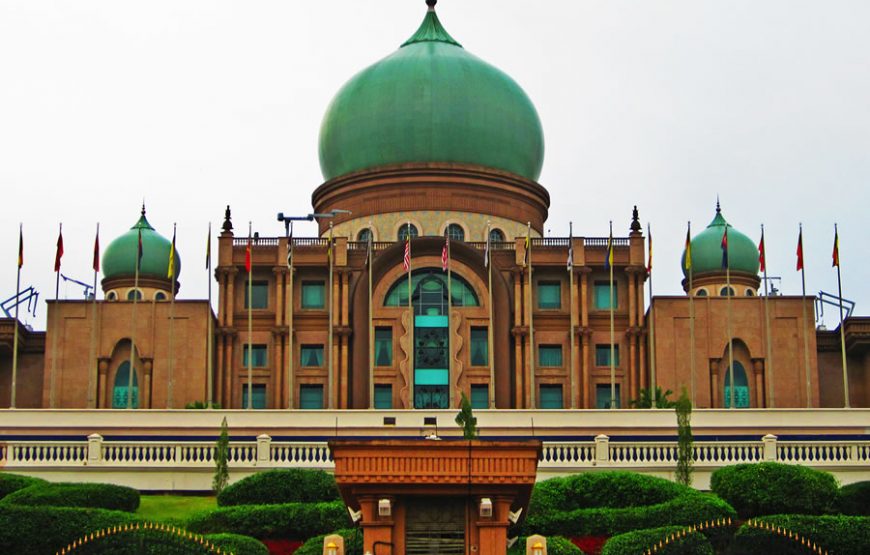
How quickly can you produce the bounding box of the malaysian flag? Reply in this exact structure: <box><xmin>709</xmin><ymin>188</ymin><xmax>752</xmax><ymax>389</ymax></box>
<box><xmin>441</xmin><ymin>236</ymin><xmax>449</xmax><ymax>271</ymax></box>
<box><xmin>403</xmin><ymin>234</ymin><xmax>411</xmax><ymax>272</ymax></box>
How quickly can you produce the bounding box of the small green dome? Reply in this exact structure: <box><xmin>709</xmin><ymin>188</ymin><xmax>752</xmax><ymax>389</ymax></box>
<box><xmin>318</xmin><ymin>6</ymin><xmax>545</xmax><ymax>182</ymax></box>
<box><xmin>681</xmin><ymin>207</ymin><xmax>759</xmax><ymax>277</ymax></box>
<box><xmin>102</xmin><ymin>211</ymin><xmax>181</xmax><ymax>281</ymax></box>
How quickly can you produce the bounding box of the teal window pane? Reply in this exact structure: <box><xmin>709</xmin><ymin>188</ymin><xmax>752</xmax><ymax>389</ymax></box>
<box><xmin>301</xmin><ymin>281</ymin><xmax>325</xmax><ymax>309</ymax></box>
<box><xmin>300</xmin><ymin>385</ymin><xmax>323</xmax><ymax>409</ymax></box>
<box><xmin>537</xmin><ymin>282</ymin><xmax>561</xmax><ymax>309</ymax></box>
<box><xmin>244</xmin><ymin>281</ymin><xmax>268</xmax><ymax>309</ymax></box>
<box><xmin>111</xmin><ymin>362</ymin><xmax>139</xmax><ymax>408</ymax></box>
<box><xmin>398</xmin><ymin>225</ymin><xmax>419</xmax><ymax>241</ymax></box>
<box><xmin>594</xmin><ymin>282</ymin><xmax>617</xmax><ymax>309</ymax></box>
<box><xmin>596</xmin><ymin>384</ymin><xmax>621</xmax><ymax>408</ymax></box>
<box><xmin>538</xmin><ymin>345</ymin><xmax>563</xmax><ymax>367</ymax></box>
<box><xmin>470</xmin><ymin>327</ymin><xmax>488</xmax><ymax>366</ymax></box>
<box><xmin>595</xmin><ymin>345</ymin><xmax>620</xmax><ymax>367</ymax></box>
<box><xmin>374</xmin><ymin>384</ymin><xmax>392</xmax><ymax>409</ymax></box>
<box><xmin>489</xmin><ymin>228</ymin><xmax>505</xmax><ymax>243</ymax></box>
<box><xmin>446</xmin><ymin>224</ymin><xmax>464</xmax><ymax>241</ymax></box>
<box><xmin>375</xmin><ymin>328</ymin><xmax>392</xmax><ymax>366</ymax></box>
<box><xmin>126</xmin><ymin>290</ymin><xmax>143</xmax><ymax>301</ymax></box>
<box><xmin>357</xmin><ymin>228</ymin><xmax>373</xmax><ymax>243</ymax></box>
<box><xmin>540</xmin><ymin>385</ymin><xmax>563</xmax><ymax>409</ymax></box>
<box><xmin>242</xmin><ymin>345</ymin><xmax>267</xmax><ymax>367</ymax></box>
<box><xmin>301</xmin><ymin>345</ymin><xmax>324</xmax><ymax>367</ymax></box>
<box><xmin>724</xmin><ymin>362</ymin><xmax>750</xmax><ymax>408</ymax></box>
<box><xmin>242</xmin><ymin>384</ymin><xmax>267</xmax><ymax>409</ymax></box>
<box><xmin>471</xmin><ymin>384</ymin><xmax>489</xmax><ymax>409</ymax></box>
<box><xmin>384</xmin><ymin>270</ymin><xmax>479</xmax><ymax>307</ymax></box>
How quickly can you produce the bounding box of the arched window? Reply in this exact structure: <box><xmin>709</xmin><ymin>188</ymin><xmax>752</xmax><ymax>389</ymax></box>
<box><xmin>112</xmin><ymin>361</ymin><xmax>139</xmax><ymax>409</ymax></box>
<box><xmin>155</xmin><ymin>292</ymin><xmax>167</xmax><ymax>301</ymax></box>
<box><xmin>127</xmin><ymin>289</ymin><xmax>143</xmax><ymax>301</ymax></box>
<box><xmin>695</xmin><ymin>289</ymin><xmax>707</xmax><ymax>297</ymax></box>
<box><xmin>357</xmin><ymin>228</ymin><xmax>373</xmax><ymax>243</ymax></box>
<box><xmin>385</xmin><ymin>269</ymin><xmax>480</xmax><ymax>312</ymax></box>
<box><xmin>723</xmin><ymin>361</ymin><xmax>750</xmax><ymax>408</ymax></box>
<box><xmin>745</xmin><ymin>289</ymin><xmax>755</xmax><ymax>297</ymax></box>
<box><xmin>106</xmin><ymin>291</ymin><xmax>117</xmax><ymax>301</ymax></box>
<box><xmin>445</xmin><ymin>224</ymin><xmax>465</xmax><ymax>242</ymax></box>
<box><xmin>398</xmin><ymin>224</ymin><xmax>419</xmax><ymax>242</ymax></box>
<box><xmin>720</xmin><ymin>286</ymin><xmax>735</xmax><ymax>297</ymax></box>
<box><xmin>488</xmin><ymin>228</ymin><xmax>505</xmax><ymax>243</ymax></box>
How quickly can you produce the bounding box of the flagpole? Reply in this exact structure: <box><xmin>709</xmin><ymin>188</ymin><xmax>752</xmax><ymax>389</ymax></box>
<box><xmin>407</xmin><ymin>222</ymin><xmax>414</xmax><ymax>408</ymax></box>
<box><xmin>207</xmin><ymin>223</ymin><xmax>214</xmax><ymax>408</ymax></box>
<box><xmin>246</xmin><ymin>221</ymin><xmax>253</xmax><ymax>410</ymax></box>
<box><xmin>88</xmin><ymin>223</ymin><xmax>99</xmax><ymax>409</ymax></box>
<box><xmin>568</xmin><ymin>222</ymin><xmax>576</xmax><ymax>409</ymax></box>
<box><xmin>367</xmin><ymin>222</ymin><xmax>374</xmax><ymax>409</ymax></box>
<box><xmin>167</xmin><ymin>223</ymin><xmax>176</xmax><ymax>408</ymax></box>
<box><xmin>446</xmin><ymin>234</ymin><xmax>453</xmax><ymax>408</ymax></box>
<box><xmin>328</xmin><ymin>221</ymin><xmax>335</xmax><ymax>409</ymax></box>
<box><xmin>50</xmin><ymin>222</ymin><xmax>62</xmax><ymax>408</ymax></box>
<box><xmin>761</xmin><ymin>224</ymin><xmax>774</xmax><ymax>408</ymax></box>
<box><xmin>688</xmin><ymin>222</ymin><xmax>696</xmax><ymax>406</ymax></box>
<box><xmin>11</xmin><ymin>224</ymin><xmax>22</xmax><ymax>408</ymax></box>
<box><xmin>834</xmin><ymin>224</ymin><xmax>849</xmax><ymax>408</ymax></box>
<box><xmin>608</xmin><ymin>221</ymin><xmax>615</xmax><ymax>409</ymax></box>
<box><xmin>287</xmin><ymin>222</ymin><xmax>294</xmax><ymax>409</ymax></box>
<box><xmin>128</xmin><ymin>215</ymin><xmax>142</xmax><ymax>410</ymax></box>
<box><xmin>648</xmin><ymin>223</ymin><xmax>657</xmax><ymax>409</ymax></box>
<box><xmin>726</xmin><ymin>225</ymin><xmax>734</xmax><ymax>409</ymax></box>
<box><xmin>527</xmin><ymin>221</ymin><xmax>536</xmax><ymax>408</ymax></box>
<box><xmin>486</xmin><ymin>222</ymin><xmax>495</xmax><ymax>408</ymax></box>
<box><xmin>799</xmin><ymin>223</ymin><xmax>811</xmax><ymax>408</ymax></box>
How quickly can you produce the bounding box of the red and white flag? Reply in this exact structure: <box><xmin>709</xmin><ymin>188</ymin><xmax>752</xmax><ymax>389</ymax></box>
<box><xmin>441</xmin><ymin>236</ymin><xmax>449</xmax><ymax>271</ymax></box>
<box><xmin>402</xmin><ymin>236</ymin><xmax>411</xmax><ymax>273</ymax></box>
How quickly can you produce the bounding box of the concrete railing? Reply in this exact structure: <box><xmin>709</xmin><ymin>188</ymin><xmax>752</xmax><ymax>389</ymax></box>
<box><xmin>2</xmin><ymin>433</ymin><xmax>868</xmax><ymax>491</ymax></box>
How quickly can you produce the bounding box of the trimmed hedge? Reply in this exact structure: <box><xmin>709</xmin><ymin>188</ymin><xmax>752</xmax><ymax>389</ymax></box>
<box><xmin>217</xmin><ymin>469</ymin><xmax>339</xmax><ymax>506</ymax></box>
<box><xmin>732</xmin><ymin>514</ymin><xmax>870</xmax><ymax>555</ymax></box>
<box><xmin>508</xmin><ymin>536</ymin><xmax>585</xmax><ymax>555</ymax></box>
<box><xmin>837</xmin><ymin>480</ymin><xmax>870</xmax><ymax>516</ymax></box>
<box><xmin>601</xmin><ymin>526</ymin><xmax>713</xmax><ymax>555</ymax></box>
<box><xmin>0</xmin><ymin>472</ymin><xmax>46</xmax><ymax>501</ymax></box>
<box><xmin>206</xmin><ymin>533</ymin><xmax>270</xmax><ymax>555</ymax></box>
<box><xmin>0</xmin><ymin>481</ymin><xmax>140</xmax><ymax>512</ymax></box>
<box><xmin>710</xmin><ymin>462</ymin><xmax>838</xmax><ymax>518</ymax></box>
<box><xmin>523</xmin><ymin>472</ymin><xmax>736</xmax><ymax>538</ymax></box>
<box><xmin>293</xmin><ymin>528</ymin><xmax>364</xmax><ymax>555</ymax></box>
<box><xmin>186</xmin><ymin>501</ymin><xmax>348</xmax><ymax>539</ymax></box>
<box><xmin>0</xmin><ymin>504</ymin><xmax>136</xmax><ymax>554</ymax></box>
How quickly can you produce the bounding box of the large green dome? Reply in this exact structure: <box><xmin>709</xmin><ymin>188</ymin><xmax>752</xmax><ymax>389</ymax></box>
<box><xmin>318</xmin><ymin>6</ymin><xmax>545</xmax><ymax>182</ymax></box>
<box><xmin>681</xmin><ymin>207</ymin><xmax>759</xmax><ymax>277</ymax></box>
<box><xmin>102</xmin><ymin>210</ymin><xmax>181</xmax><ymax>281</ymax></box>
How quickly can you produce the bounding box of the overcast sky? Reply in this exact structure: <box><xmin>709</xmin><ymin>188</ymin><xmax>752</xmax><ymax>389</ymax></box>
<box><xmin>2</xmin><ymin>0</ymin><xmax>868</xmax><ymax>330</ymax></box>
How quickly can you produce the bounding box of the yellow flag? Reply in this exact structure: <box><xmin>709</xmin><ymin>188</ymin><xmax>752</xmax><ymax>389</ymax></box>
<box><xmin>167</xmin><ymin>225</ymin><xmax>176</xmax><ymax>278</ymax></box>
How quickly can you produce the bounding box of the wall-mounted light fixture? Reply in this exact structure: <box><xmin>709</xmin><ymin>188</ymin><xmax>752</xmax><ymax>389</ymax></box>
<box><xmin>479</xmin><ymin>497</ymin><xmax>493</xmax><ymax>518</ymax></box>
<box><xmin>378</xmin><ymin>498</ymin><xmax>391</xmax><ymax>517</ymax></box>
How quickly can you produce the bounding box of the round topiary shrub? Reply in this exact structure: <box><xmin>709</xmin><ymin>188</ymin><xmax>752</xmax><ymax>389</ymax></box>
<box><xmin>602</xmin><ymin>525</ymin><xmax>714</xmax><ymax>555</ymax></box>
<box><xmin>523</xmin><ymin>472</ymin><xmax>736</xmax><ymax>539</ymax></box>
<box><xmin>733</xmin><ymin>514</ymin><xmax>870</xmax><ymax>555</ymax></box>
<box><xmin>206</xmin><ymin>533</ymin><xmax>270</xmax><ymax>555</ymax></box>
<box><xmin>508</xmin><ymin>536</ymin><xmax>585</xmax><ymax>554</ymax></box>
<box><xmin>0</xmin><ymin>481</ymin><xmax>140</xmax><ymax>512</ymax></box>
<box><xmin>710</xmin><ymin>462</ymin><xmax>838</xmax><ymax>518</ymax></box>
<box><xmin>837</xmin><ymin>480</ymin><xmax>870</xmax><ymax>516</ymax></box>
<box><xmin>186</xmin><ymin>501</ymin><xmax>348</xmax><ymax>540</ymax></box>
<box><xmin>0</xmin><ymin>472</ymin><xmax>47</xmax><ymax>501</ymax></box>
<box><xmin>293</xmin><ymin>528</ymin><xmax>364</xmax><ymax>555</ymax></box>
<box><xmin>217</xmin><ymin>469</ymin><xmax>339</xmax><ymax>506</ymax></box>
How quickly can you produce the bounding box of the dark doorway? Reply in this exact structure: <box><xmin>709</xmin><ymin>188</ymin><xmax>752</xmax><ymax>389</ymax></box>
<box><xmin>405</xmin><ymin>497</ymin><xmax>465</xmax><ymax>554</ymax></box>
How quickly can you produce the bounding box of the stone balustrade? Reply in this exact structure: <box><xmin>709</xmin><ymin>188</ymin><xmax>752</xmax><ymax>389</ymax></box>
<box><xmin>2</xmin><ymin>433</ymin><xmax>868</xmax><ymax>491</ymax></box>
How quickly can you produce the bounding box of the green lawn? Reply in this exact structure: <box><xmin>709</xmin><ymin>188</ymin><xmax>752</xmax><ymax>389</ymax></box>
<box><xmin>137</xmin><ymin>494</ymin><xmax>216</xmax><ymax>525</ymax></box>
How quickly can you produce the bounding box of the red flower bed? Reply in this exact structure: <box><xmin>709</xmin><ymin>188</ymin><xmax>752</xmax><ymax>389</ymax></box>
<box><xmin>261</xmin><ymin>539</ymin><xmax>304</xmax><ymax>555</ymax></box>
<box><xmin>572</xmin><ymin>536</ymin><xmax>609</xmax><ymax>555</ymax></box>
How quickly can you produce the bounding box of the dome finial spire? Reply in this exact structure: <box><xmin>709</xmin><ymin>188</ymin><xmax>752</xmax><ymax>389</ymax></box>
<box><xmin>426</xmin><ymin>0</ymin><xmax>437</xmax><ymax>10</ymax></box>
<box><xmin>716</xmin><ymin>196</ymin><xmax>721</xmax><ymax>214</ymax></box>
<box><xmin>141</xmin><ymin>200</ymin><xmax>146</xmax><ymax>217</ymax></box>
